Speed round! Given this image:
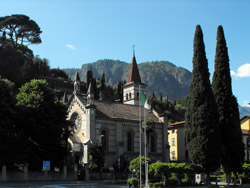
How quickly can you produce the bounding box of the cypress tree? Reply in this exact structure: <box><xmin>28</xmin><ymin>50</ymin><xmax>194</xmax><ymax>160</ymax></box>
<box><xmin>101</xmin><ymin>72</ymin><xmax>106</xmax><ymax>90</ymax></box>
<box><xmin>86</xmin><ymin>69</ymin><xmax>93</xmax><ymax>89</ymax></box>
<box><xmin>185</xmin><ymin>25</ymin><xmax>220</xmax><ymax>182</ymax></box>
<box><xmin>152</xmin><ymin>91</ymin><xmax>156</xmax><ymax>98</ymax></box>
<box><xmin>212</xmin><ymin>25</ymin><xmax>244</xmax><ymax>183</ymax></box>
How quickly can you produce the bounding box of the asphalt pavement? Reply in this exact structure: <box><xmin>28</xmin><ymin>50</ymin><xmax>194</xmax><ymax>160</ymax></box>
<box><xmin>0</xmin><ymin>181</ymin><xmax>128</xmax><ymax>188</ymax></box>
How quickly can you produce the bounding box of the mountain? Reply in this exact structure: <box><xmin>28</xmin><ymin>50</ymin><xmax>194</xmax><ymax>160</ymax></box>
<box><xmin>63</xmin><ymin>59</ymin><xmax>192</xmax><ymax>100</ymax></box>
<box><xmin>239</xmin><ymin>106</ymin><xmax>250</xmax><ymax>119</ymax></box>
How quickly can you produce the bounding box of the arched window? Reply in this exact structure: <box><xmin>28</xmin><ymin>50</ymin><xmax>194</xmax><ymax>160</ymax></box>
<box><xmin>150</xmin><ymin>132</ymin><xmax>157</xmax><ymax>153</ymax></box>
<box><xmin>137</xmin><ymin>92</ymin><xmax>139</xmax><ymax>99</ymax></box>
<box><xmin>129</xmin><ymin>93</ymin><xmax>132</xmax><ymax>99</ymax></box>
<box><xmin>127</xmin><ymin>132</ymin><xmax>133</xmax><ymax>152</ymax></box>
<box><xmin>101</xmin><ymin>130</ymin><xmax>108</xmax><ymax>151</ymax></box>
<box><xmin>126</xmin><ymin>93</ymin><xmax>128</xmax><ymax>100</ymax></box>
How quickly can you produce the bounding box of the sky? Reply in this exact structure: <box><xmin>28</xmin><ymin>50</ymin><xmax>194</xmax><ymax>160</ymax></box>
<box><xmin>1</xmin><ymin>0</ymin><xmax>250</xmax><ymax>106</ymax></box>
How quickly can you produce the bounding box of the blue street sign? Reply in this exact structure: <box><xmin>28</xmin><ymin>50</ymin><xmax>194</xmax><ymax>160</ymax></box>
<box><xmin>43</xmin><ymin>161</ymin><xmax>50</xmax><ymax>171</ymax></box>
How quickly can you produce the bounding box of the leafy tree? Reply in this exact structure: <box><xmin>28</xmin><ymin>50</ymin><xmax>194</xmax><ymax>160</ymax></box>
<box><xmin>16</xmin><ymin>79</ymin><xmax>69</xmax><ymax>170</ymax></box>
<box><xmin>0</xmin><ymin>40</ymin><xmax>34</xmax><ymax>86</ymax></box>
<box><xmin>88</xmin><ymin>143</ymin><xmax>105</xmax><ymax>173</ymax></box>
<box><xmin>51</xmin><ymin>68</ymin><xmax>68</xmax><ymax>80</ymax></box>
<box><xmin>185</xmin><ymin>25</ymin><xmax>220</xmax><ymax>183</ymax></box>
<box><xmin>212</xmin><ymin>25</ymin><xmax>244</xmax><ymax>183</ymax></box>
<box><xmin>0</xmin><ymin>14</ymin><xmax>42</xmax><ymax>46</ymax></box>
<box><xmin>0</xmin><ymin>76</ymin><xmax>24</xmax><ymax>166</ymax></box>
<box><xmin>129</xmin><ymin>156</ymin><xmax>151</xmax><ymax>184</ymax></box>
<box><xmin>149</xmin><ymin>161</ymin><xmax>170</xmax><ymax>185</ymax></box>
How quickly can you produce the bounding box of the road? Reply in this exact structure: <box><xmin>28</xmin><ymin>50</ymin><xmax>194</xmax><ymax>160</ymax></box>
<box><xmin>0</xmin><ymin>181</ymin><xmax>128</xmax><ymax>188</ymax></box>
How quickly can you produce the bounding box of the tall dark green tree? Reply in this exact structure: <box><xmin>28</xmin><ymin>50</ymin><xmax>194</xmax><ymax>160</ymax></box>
<box><xmin>185</xmin><ymin>25</ymin><xmax>220</xmax><ymax>182</ymax></box>
<box><xmin>100</xmin><ymin>72</ymin><xmax>105</xmax><ymax>90</ymax></box>
<box><xmin>0</xmin><ymin>77</ymin><xmax>24</xmax><ymax>166</ymax></box>
<box><xmin>86</xmin><ymin>69</ymin><xmax>93</xmax><ymax>89</ymax></box>
<box><xmin>160</xmin><ymin>91</ymin><xmax>163</xmax><ymax>102</ymax></box>
<box><xmin>212</xmin><ymin>25</ymin><xmax>244</xmax><ymax>183</ymax></box>
<box><xmin>117</xmin><ymin>80</ymin><xmax>123</xmax><ymax>102</ymax></box>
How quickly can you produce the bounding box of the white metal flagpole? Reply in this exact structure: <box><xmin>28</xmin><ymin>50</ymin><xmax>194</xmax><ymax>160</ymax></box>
<box><xmin>139</xmin><ymin>85</ymin><xmax>141</xmax><ymax>188</ymax></box>
<box><xmin>144</xmin><ymin>96</ymin><xmax>148</xmax><ymax>188</ymax></box>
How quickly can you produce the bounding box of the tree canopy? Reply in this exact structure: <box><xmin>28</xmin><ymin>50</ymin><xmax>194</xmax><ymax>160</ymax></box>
<box><xmin>16</xmin><ymin>79</ymin><xmax>69</xmax><ymax>169</ymax></box>
<box><xmin>0</xmin><ymin>14</ymin><xmax>42</xmax><ymax>46</ymax></box>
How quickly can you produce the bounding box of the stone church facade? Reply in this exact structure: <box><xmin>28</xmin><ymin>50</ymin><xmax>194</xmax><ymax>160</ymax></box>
<box><xmin>66</xmin><ymin>52</ymin><xmax>170</xmax><ymax>179</ymax></box>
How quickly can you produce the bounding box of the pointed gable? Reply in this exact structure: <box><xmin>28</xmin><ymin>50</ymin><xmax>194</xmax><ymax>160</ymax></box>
<box><xmin>128</xmin><ymin>53</ymin><xmax>141</xmax><ymax>83</ymax></box>
<box><xmin>74</xmin><ymin>71</ymin><xmax>81</xmax><ymax>82</ymax></box>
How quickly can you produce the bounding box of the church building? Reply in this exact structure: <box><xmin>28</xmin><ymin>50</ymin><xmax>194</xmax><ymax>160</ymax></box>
<box><xmin>66</xmin><ymin>52</ymin><xmax>170</xmax><ymax>179</ymax></box>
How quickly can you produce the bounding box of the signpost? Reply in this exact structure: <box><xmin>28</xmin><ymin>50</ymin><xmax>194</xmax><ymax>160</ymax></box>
<box><xmin>109</xmin><ymin>166</ymin><xmax>114</xmax><ymax>171</ymax></box>
<box><xmin>109</xmin><ymin>166</ymin><xmax>114</xmax><ymax>180</ymax></box>
<box><xmin>43</xmin><ymin>161</ymin><xmax>50</xmax><ymax>171</ymax></box>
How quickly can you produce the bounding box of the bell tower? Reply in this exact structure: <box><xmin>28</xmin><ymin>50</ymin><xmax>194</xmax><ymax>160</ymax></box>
<box><xmin>123</xmin><ymin>50</ymin><xmax>146</xmax><ymax>105</ymax></box>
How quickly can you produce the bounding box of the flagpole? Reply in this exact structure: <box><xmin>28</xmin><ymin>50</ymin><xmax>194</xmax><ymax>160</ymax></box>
<box><xmin>139</xmin><ymin>85</ymin><xmax>141</xmax><ymax>188</ymax></box>
<box><xmin>144</xmin><ymin>97</ymin><xmax>148</xmax><ymax>188</ymax></box>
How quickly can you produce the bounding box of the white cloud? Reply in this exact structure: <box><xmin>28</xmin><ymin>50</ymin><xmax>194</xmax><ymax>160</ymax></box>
<box><xmin>231</xmin><ymin>63</ymin><xmax>250</xmax><ymax>78</ymax></box>
<box><xmin>65</xmin><ymin>44</ymin><xmax>76</xmax><ymax>50</ymax></box>
<box><xmin>242</xmin><ymin>100</ymin><xmax>250</xmax><ymax>107</ymax></box>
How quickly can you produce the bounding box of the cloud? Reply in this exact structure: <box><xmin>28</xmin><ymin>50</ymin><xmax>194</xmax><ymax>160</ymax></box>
<box><xmin>231</xmin><ymin>63</ymin><xmax>250</xmax><ymax>78</ymax></box>
<box><xmin>242</xmin><ymin>100</ymin><xmax>250</xmax><ymax>107</ymax></box>
<box><xmin>65</xmin><ymin>44</ymin><xmax>76</xmax><ymax>50</ymax></box>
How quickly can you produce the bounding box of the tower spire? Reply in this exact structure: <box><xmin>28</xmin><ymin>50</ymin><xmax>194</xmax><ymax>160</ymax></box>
<box><xmin>132</xmin><ymin>44</ymin><xmax>135</xmax><ymax>57</ymax></box>
<box><xmin>128</xmin><ymin>46</ymin><xmax>141</xmax><ymax>83</ymax></box>
<box><xmin>74</xmin><ymin>71</ymin><xmax>81</xmax><ymax>95</ymax></box>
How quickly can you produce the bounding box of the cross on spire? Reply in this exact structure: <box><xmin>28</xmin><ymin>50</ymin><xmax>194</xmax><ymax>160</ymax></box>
<box><xmin>132</xmin><ymin>44</ymin><xmax>135</xmax><ymax>56</ymax></box>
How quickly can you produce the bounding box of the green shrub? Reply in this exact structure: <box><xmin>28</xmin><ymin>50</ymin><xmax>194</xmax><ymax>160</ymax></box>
<box><xmin>127</xmin><ymin>177</ymin><xmax>138</xmax><ymax>188</ymax></box>
<box><xmin>152</xmin><ymin>182</ymin><xmax>164</xmax><ymax>187</ymax></box>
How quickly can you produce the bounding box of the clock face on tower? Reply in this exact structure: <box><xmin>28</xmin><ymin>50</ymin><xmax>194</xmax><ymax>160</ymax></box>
<box><xmin>73</xmin><ymin>114</ymin><xmax>81</xmax><ymax>133</ymax></box>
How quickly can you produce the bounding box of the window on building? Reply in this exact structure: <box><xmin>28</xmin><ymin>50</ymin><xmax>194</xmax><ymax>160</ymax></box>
<box><xmin>137</xmin><ymin>92</ymin><xmax>139</xmax><ymax>99</ymax></box>
<box><xmin>172</xmin><ymin>151</ymin><xmax>176</xmax><ymax>159</ymax></box>
<box><xmin>150</xmin><ymin>133</ymin><xmax>156</xmax><ymax>153</ymax></box>
<box><xmin>101</xmin><ymin>130</ymin><xmax>108</xmax><ymax>151</ymax></box>
<box><xmin>172</xmin><ymin>130</ymin><xmax>175</xmax><ymax>134</ymax></box>
<box><xmin>129</xmin><ymin>93</ymin><xmax>132</xmax><ymax>99</ymax></box>
<box><xmin>185</xmin><ymin>150</ymin><xmax>189</xmax><ymax>161</ymax></box>
<box><xmin>127</xmin><ymin>132</ymin><xmax>133</xmax><ymax>152</ymax></box>
<box><xmin>172</xmin><ymin>138</ymin><xmax>175</xmax><ymax>146</ymax></box>
<box><xmin>126</xmin><ymin>93</ymin><xmax>128</xmax><ymax>100</ymax></box>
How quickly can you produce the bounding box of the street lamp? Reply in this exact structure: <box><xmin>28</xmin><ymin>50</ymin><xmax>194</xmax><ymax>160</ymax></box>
<box><xmin>132</xmin><ymin>169</ymin><xmax>136</xmax><ymax>178</ymax></box>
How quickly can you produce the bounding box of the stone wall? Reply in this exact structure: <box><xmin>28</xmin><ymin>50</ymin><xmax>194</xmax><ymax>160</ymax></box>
<box><xmin>0</xmin><ymin>166</ymin><xmax>77</xmax><ymax>182</ymax></box>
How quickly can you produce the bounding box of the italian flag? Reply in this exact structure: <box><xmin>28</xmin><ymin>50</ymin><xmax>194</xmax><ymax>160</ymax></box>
<box><xmin>141</xmin><ymin>91</ymin><xmax>152</xmax><ymax>113</ymax></box>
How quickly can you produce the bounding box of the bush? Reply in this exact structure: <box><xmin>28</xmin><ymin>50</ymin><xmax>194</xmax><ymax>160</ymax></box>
<box><xmin>152</xmin><ymin>182</ymin><xmax>164</xmax><ymax>187</ymax></box>
<box><xmin>127</xmin><ymin>177</ymin><xmax>138</xmax><ymax>188</ymax></box>
<box><xmin>167</xmin><ymin>176</ymin><xmax>179</xmax><ymax>186</ymax></box>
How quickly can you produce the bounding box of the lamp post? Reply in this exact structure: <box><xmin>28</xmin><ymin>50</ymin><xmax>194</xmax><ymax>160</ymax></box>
<box><xmin>118</xmin><ymin>157</ymin><xmax>120</xmax><ymax>179</ymax></box>
<box><xmin>132</xmin><ymin>169</ymin><xmax>136</xmax><ymax>178</ymax></box>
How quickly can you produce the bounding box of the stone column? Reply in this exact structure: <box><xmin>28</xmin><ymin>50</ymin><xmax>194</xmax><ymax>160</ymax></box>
<box><xmin>2</xmin><ymin>165</ymin><xmax>6</xmax><ymax>182</ymax></box>
<box><xmin>74</xmin><ymin>164</ymin><xmax>78</xmax><ymax>180</ymax></box>
<box><xmin>23</xmin><ymin>165</ymin><xmax>28</xmax><ymax>181</ymax></box>
<box><xmin>63</xmin><ymin>166</ymin><xmax>67</xmax><ymax>180</ymax></box>
<box><xmin>116</xmin><ymin>121</ymin><xmax>123</xmax><ymax>157</ymax></box>
<box><xmin>44</xmin><ymin>170</ymin><xmax>48</xmax><ymax>181</ymax></box>
<box><xmin>84</xmin><ymin>164</ymin><xmax>90</xmax><ymax>180</ymax></box>
<box><xmin>160</xmin><ymin>116</ymin><xmax>170</xmax><ymax>162</ymax></box>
